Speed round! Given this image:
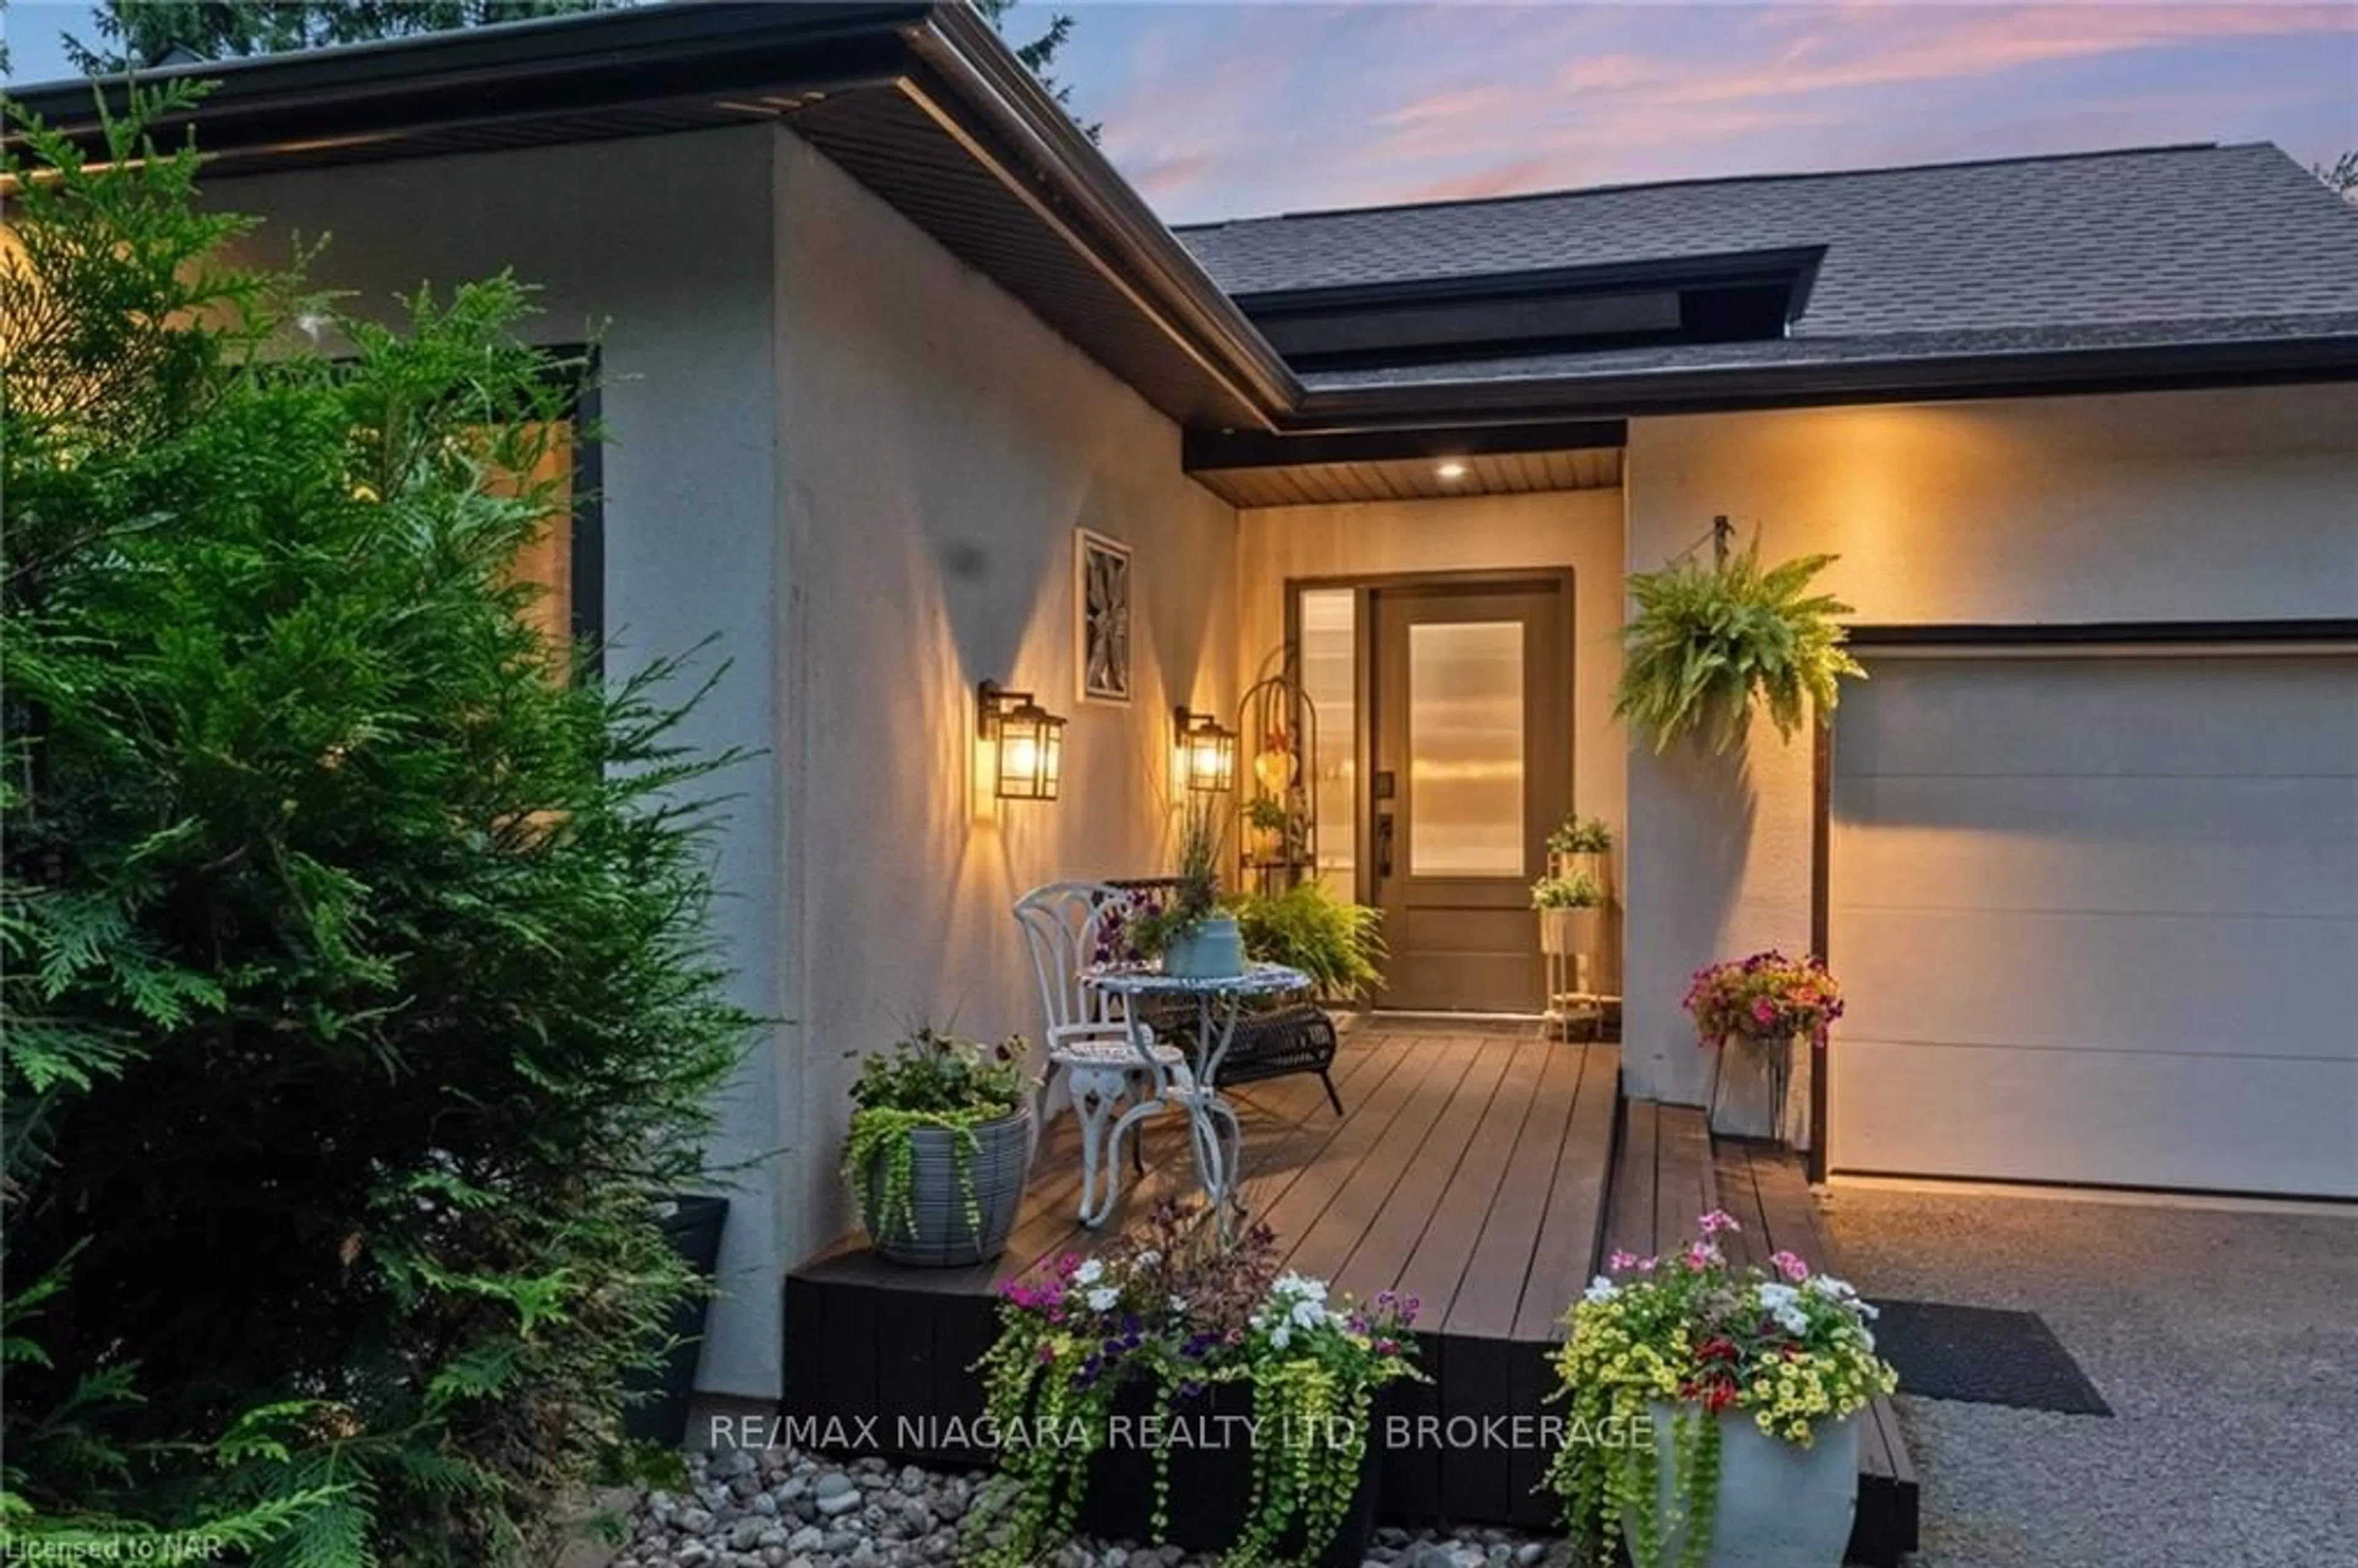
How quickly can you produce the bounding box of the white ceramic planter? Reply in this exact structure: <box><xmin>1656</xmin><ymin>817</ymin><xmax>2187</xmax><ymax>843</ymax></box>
<box><xmin>1633</xmin><ymin>1405</ymin><xmax>1858</xmax><ymax>1568</ymax></box>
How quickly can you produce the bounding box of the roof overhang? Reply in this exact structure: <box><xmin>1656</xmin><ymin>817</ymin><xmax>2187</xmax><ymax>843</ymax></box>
<box><xmin>12</xmin><ymin>4</ymin><xmax>2358</xmax><ymax>452</ymax></box>
<box><xmin>4</xmin><ymin>1</ymin><xmax>1301</xmax><ymax>431</ymax></box>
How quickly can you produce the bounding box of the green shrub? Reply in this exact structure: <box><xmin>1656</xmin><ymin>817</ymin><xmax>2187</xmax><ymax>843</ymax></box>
<box><xmin>1226</xmin><ymin>880</ymin><xmax>1386</xmax><ymax>1001</ymax></box>
<box><xmin>1</xmin><ymin>90</ymin><xmax>752</xmax><ymax>1564</ymax></box>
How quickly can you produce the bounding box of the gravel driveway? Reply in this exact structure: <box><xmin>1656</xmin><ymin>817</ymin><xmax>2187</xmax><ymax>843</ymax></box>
<box><xmin>1823</xmin><ymin>1184</ymin><xmax>2358</xmax><ymax>1568</ymax></box>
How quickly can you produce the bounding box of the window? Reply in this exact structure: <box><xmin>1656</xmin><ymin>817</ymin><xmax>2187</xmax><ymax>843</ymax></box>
<box><xmin>1296</xmin><ymin>587</ymin><xmax>1356</xmax><ymax>892</ymax></box>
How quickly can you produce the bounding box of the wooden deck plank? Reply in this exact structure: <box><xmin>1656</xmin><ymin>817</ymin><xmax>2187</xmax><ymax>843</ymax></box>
<box><xmin>1442</xmin><ymin>1041</ymin><xmax>1590</xmax><ymax>1340</ymax></box>
<box><xmin>1389</xmin><ymin>1038</ymin><xmax>1549</xmax><ymax>1315</ymax></box>
<box><xmin>1709</xmin><ymin>1136</ymin><xmax>1772</xmax><ymax>1268</ymax></box>
<box><xmin>1511</xmin><ymin>1041</ymin><xmax>1624</xmax><ymax>1342</ymax></box>
<box><xmin>1311</xmin><ymin>1034</ymin><xmax>1510</xmax><ymax>1295</ymax></box>
<box><xmin>1501</xmin><ymin>1044</ymin><xmax>1624</xmax><ymax>1527</ymax></box>
<box><xmin>1652</xmin><ymin>1106</ymin><xmax>1713</xmax><ymax>1260</ymax></box>
<box><xmin>1255</xmin><ymin>1035</ymin><xmax>1468</xmax><ymax>1257</ymax></box>
<box><xmin>1231</xmin><ymin>1030</ymin><xmax>1421</xmax><ymax>1219</ymax></box>
<box><xmin>1435</xmin><ymin>1041</ymin><xmax>1591</xmax><ymax>1527</ymax></box>
<box><xmin>1601</xmin><ymin>1098</ymin><xmax>1659</xmax><ymax>1265</ymax></box>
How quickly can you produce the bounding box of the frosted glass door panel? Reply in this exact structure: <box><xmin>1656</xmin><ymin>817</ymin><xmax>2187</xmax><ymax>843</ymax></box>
<box><xmin>1298</xmin><ymin>588</ymin><xmax>1357</xmax><ymax>890</ymax></box>
<box><xmin>1408</xmin><ymin>621</ymin><xmax>1525</xmax><ymax>877</ymax></box>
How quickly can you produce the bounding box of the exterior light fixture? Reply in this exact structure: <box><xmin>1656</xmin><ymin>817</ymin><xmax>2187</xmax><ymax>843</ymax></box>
<box><xmin>978</xmin><ymin>680</ymin><xmax>1065</xmax><ymax>801</ymax></box>
<box><xmin>1436</xmin><ymin>460</ymin><xmax>1468</xmax><ymax>482</ymax></box>
<box><xmin>1175</xmin><ymin>706</ymin><xmax>1238</xmax><ymax>794</ymax></box>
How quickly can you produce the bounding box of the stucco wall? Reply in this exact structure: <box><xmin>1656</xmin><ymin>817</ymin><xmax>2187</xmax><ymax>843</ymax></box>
<box><xmin>1234</xmin><ymin>489</ymin><xmax>1630</xmax><ymax>926</ymax></box>
<box><xmin>213</xmin><ymin>128</ymin><xmax>798</xmax><ymax>1397</ymax></box>
<box><xmin>1621</xmin><ymin>385</ymin><xmax>2358</xmax><ymax>1105</ymax></box>
<box><xmin>772</xmin><ymin>133</ymin><xmax>1239</xmax><ymax>1383</ymax></box>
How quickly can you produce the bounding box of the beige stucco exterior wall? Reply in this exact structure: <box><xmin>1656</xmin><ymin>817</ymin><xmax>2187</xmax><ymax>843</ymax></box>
<box><xmin>772</xmin><ymin>131</ymin><xmax>1240</xmax><ymax>1383</ymax></box>
<box><xmin>1233</xmin><ymin>490</ymin><xmax>1629</xmax><ymax>950</ymax></box>
<box><xmin>1621</xmin><ymin>384</ymin><xmax>2358</xmax><ymax>1106</ymax></box>
<box><xmin>211</xmin><ymin>125</ymin><xmax>1242</xmax><ymax>1401</ymax></box>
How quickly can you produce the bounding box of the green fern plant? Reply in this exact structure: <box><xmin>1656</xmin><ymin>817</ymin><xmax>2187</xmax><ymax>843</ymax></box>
<box><xmin>1614</xmin><ymin>536</ymin><xmax>1865</xmax><ymax>755</ymax></box>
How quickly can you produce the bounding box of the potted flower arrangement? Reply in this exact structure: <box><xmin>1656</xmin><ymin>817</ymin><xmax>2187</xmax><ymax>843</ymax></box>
<box><xmin>1127</xmin><ymin>797</ymin><xmax>1245</xmax><ymax>979</ymax></box>
<box><xmin>1531</xmin><ymin>869</ymin><xmax>1605</xmax><ymax>958</ymax></box>
<box><xmin>1686</xmin><ymin>952</ymin><xmax>1843</xmax><ymax>1143</ymax></box>
<box><xmin>842</xmin><ymin>1028</ymin><xmax>1031</xmax><ymax>1267</ymax></box>
<box><xmin>1547</xmin><ymin>1212</ymin><xmax>1897</xmax><ymax>1568</ymax></box>
<box><xmin>971</xmin><ymin>1201</ymin><xmax>1421</xmax><ymax>1568</ymax></box>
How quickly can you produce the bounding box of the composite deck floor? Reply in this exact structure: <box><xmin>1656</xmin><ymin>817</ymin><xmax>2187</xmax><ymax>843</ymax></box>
<box><xmin>785</xmin><ymin>1019</ymin><xmax>1917</xmax><ymax>1554</ymax></box>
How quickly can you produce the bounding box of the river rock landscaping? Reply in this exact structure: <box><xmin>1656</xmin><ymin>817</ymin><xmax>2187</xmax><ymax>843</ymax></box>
<box><xmin>610</xmin><ymin>1449</ymin><xmax>1564</xmax><ymax>1568</ymax></box>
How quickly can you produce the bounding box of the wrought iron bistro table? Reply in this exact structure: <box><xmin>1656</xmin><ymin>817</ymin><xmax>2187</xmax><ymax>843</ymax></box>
<box><xmin>1078</xmin><ymin>961</ymin><xmax>1312</xmax><ymax>1238</ymax></box>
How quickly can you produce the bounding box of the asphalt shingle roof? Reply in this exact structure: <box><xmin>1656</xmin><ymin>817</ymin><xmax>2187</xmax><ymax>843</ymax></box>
<box><xmin>1176</xmin><ymin>145</ymin><xmax>2358</xmax><ymax>376</ymax></box>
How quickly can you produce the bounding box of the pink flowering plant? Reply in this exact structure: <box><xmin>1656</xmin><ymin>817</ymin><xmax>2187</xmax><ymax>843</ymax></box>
<box><xmin>1547</xmin><ymin>1211</ymin><xmax>1895</xmax><ymax>1568</ymax></box>
<box><xmin>1684</xmin><ymin>951</ymin><xmax>1844</xmax><ymax>1049</ymax></box>
<box><xmin>1688</xmin><ymin>947</ymin><xmax>1848</xmax><ymax>1047</ymax></box>
<box><xmin>971</xmin><ymin>1201</ymin><xmax>1421</xmax><ymax>1567</ymax></box>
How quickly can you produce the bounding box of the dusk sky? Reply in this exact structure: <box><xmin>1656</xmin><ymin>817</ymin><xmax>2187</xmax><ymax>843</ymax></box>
<box><xmin>8</xmin><ymin>2</ymin><xmax>2354</xmax><ymax>224</ymax></box>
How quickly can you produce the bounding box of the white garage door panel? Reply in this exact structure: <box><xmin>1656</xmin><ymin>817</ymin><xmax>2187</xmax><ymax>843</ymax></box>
<box><xmin>1836</xmin><ymin>658</ymin><xmax>2358</xmax><ymax>778</ymax></box>
<box><xmin>1831</xmin><ymin>653</ymin><xmax>2358</xmax><ymax>1198</ymax></box>
<box><xmin>1837</xmin><ymin>775</ymin><xmax>2358</xmax><ymax>920</ymax></box>
<box><xmin>1832</xmin><ymin>1041</ymin><xmax>2358</xmax><ymax>1195</ymax></box>
<box><xmin>1834</xmin><ymin>906</ymin><xmax>2357</xmax><ymax>1054</ymax></box>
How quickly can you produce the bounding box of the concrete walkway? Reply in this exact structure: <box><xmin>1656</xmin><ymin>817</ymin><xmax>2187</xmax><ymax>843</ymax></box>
<box><xmin>1823</xmin><ymin>1184</ymin><xmax>2358</xmax><ymax>1568</ymax></box>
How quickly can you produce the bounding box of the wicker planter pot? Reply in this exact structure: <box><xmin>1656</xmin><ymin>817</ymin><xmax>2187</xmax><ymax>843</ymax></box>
<box><xmin>1634</xmin><ymin>1405</ymin><xmax>1859</xmax><ymax>1568</ymax></box>
<box><xmin>858</xmin><ymin>1109</ymin><xmax>1031</xmax><ymax>1268</ymax></box>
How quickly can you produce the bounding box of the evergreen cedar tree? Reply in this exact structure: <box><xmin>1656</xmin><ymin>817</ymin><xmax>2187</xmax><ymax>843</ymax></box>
<box><xmin>2</xmin><ymin>87</ymin><xmax>754</xmax><ymax>1561</ymax></box>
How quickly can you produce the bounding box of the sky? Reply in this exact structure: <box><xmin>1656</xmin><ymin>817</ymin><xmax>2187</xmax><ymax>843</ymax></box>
<box><xmin>7</xmin><ymin>1</ymin><xmax>2355</xmax><ymax>225</ymax></box>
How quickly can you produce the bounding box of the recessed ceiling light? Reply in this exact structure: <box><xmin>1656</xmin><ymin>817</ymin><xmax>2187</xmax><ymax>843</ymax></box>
<box><xmin>1436</xmin><ymin>460</ymin><xmax>1468</xmax><ymax>481</ymax></box>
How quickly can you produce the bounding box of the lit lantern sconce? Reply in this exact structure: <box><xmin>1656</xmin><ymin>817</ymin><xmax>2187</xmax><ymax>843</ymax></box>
<box><xmin>1174</xmin><ymin>706</ymin><xmax>1238</xmax><ymax>794</ymax></box>
<box><xmin>978</xmin><ymin>680</ymin><xmax>1066</xmax><ymax>802</ymax></box>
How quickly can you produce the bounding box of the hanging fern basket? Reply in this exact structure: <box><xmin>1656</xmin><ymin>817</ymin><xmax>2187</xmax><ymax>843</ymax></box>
<box><xmin>1614</xmin><ymin>534</ymin><xmax>1866</xmax><ymax>755</ymax></box>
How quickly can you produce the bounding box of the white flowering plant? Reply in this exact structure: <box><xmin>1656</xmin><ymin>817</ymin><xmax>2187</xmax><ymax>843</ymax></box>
<box><xmin>971</xmin><ymin>1202</ymin><xmax>1421</xmax><ymax>1567</ymax></box>
<box><xmin>1547</xmin><ymin>1211</ymin><xmax>1896</xmax><ymax>1568</ymax></box>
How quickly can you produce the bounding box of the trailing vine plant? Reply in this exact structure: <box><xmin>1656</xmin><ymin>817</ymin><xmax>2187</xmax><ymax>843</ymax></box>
<box><xmin>1546</xmin><ymin>1213</ymin><xmax>1896</xmax><ymax>1568</ymax></box>
<box><xmin>1614</xmin><ymin>532</ymin><xmax>1865</xmax><ymax>755</ymax></box>
<box><xmin>841</xmin><ymin>1029</ymin><xmax>1027</xmax><ymax>1242</ymax></box>
<box><xmin>968</xmin><ymin>1201</ymin><xmax>1421</xmax><ymax>1568</ymax></box>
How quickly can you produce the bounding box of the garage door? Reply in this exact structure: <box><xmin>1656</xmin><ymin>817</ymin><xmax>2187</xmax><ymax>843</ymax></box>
<box><xmin>1828</xmin><ymin>653</ymin><xmax>2358</xmax><ymax>1197</ymax></box>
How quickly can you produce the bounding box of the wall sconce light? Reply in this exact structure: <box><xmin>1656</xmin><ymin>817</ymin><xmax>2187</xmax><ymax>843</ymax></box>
<box><xmin>1175</xmin><ymin>706</ymin><xmax>1238</xmax><ymax>794</ymax></box>
<box><xmin>978</xmin><ymin>680</ymin><xmax>1065</xmax><ymax>801</ymax></box>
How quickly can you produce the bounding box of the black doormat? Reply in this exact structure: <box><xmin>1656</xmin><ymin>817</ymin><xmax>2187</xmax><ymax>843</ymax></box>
<box><xmin>1870</xmin><ymin>1298</ymin><xmax>2111</xmax><ymax>1416</ymax></box>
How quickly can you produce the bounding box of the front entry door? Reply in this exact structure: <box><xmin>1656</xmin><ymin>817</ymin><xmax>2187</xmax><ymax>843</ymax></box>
<box><xmin>1370</xmin><ymin>579</ymin><xmax>1569</xmax><ymax>1011</ymax></box>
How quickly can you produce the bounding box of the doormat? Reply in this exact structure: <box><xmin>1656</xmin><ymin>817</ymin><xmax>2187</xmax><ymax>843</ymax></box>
<box><xmin>1869</xmin><ymin>1299</ymin><xmax>2112</xmax><ymax>1416</ymax></box>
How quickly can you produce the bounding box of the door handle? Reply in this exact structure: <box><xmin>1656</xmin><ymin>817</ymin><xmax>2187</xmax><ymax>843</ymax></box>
<box><xmin>1376</xmin><ymin>813</ymin><xmax>1395</xmax><ymax>879</ymax></box>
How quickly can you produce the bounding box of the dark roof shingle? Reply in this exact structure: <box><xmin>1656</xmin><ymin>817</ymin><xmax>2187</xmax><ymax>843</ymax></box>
<box><xmin>1178</xmin><ymin>145</ymin><xmax>2358</xmax><ymax>354</ymax></box>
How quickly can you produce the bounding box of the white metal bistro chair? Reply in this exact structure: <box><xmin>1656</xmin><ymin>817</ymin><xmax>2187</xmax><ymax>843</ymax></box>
<box><xmin>1013</xmin><ymin>881</ymin><xmax>1194</xmax><ymax>1225</ymax></box>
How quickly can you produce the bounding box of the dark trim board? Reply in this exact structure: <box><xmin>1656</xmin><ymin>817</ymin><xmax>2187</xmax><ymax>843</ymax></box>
<box><xmin>1845</xmin><ymin>618</ymin><xmax>2358</xmax><ymax>648</ymax></box>
<box><xmin>1185</xmin><ymin>419</ymin><xmax>1624</xmax><ymax>473</ymax></box>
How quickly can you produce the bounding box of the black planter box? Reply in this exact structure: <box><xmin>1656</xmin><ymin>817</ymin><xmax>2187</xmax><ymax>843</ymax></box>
<box><xmin>1075</xmin><ymin>1375</ymin><xmax>1387</xmax><ymax>1568</ymax></box>
<box><xmin>625</xmin><ymin>1193</ymin><xmax>729</xmax><ymax>1447</ymax></box>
